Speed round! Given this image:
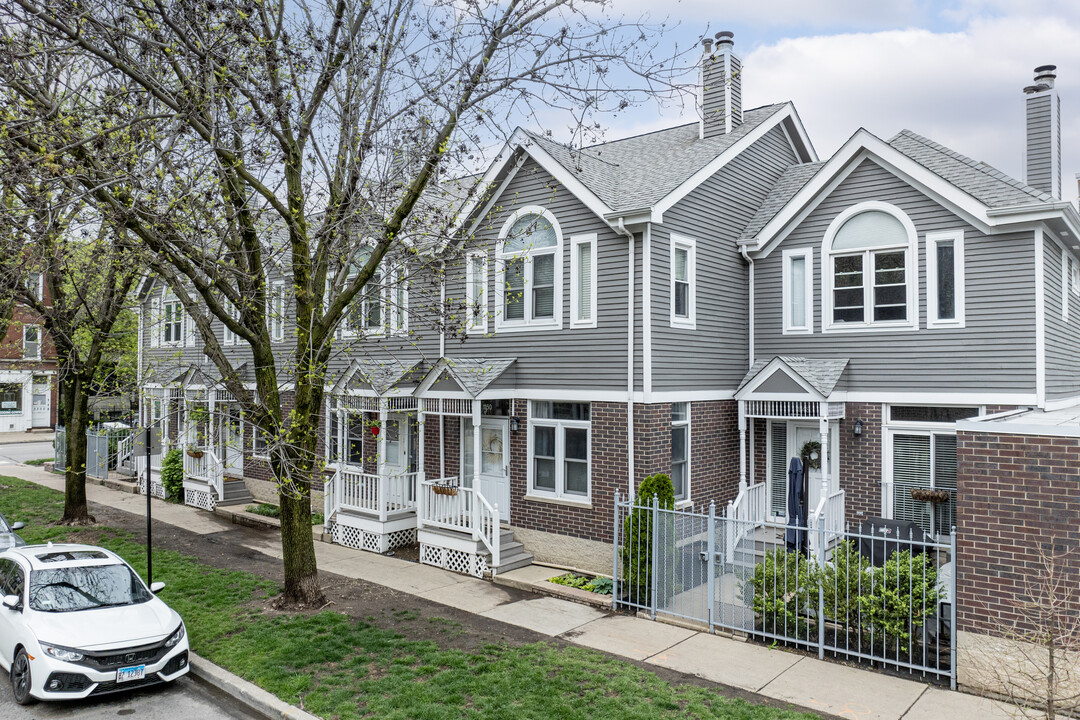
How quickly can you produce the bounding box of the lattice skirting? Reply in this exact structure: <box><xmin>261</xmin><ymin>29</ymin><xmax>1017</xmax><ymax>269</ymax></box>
<box><xmin>331</xmin><ymin>524</ymin><xmax>417</xmax><ymax>554</ymax></box>
<box><xmin>137</xmin><ymin>476</ymin><xmax>167</xmax><ymax>499</ymax></box>
<box><xmin>419</xmin><ymin>544</ymin><xmax>489</xmax><ymax>578</ymax></box>
<box><xmin>184</xmin><ymin>488</ymin><xmax>215</xmax><ymax>511</ymax></box>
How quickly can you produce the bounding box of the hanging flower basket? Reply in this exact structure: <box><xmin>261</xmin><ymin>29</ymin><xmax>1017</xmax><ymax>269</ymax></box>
<box><xmin>432</xmin><ymin>482</ymin><xmax>458</xmax><ymax>497</ymax></box>
<box><xmin>910</xmin><ymin>488</ymin><xmax>951</xmax><ymax>504</ymax></box>
<box><xmin>186</xmin><ymin>449</ymin><xmax>204</xmax><ymax>459</ymax></box>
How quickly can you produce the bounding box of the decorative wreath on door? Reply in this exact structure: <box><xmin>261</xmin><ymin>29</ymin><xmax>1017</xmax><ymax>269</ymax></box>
<box><xmin>799</xmin><ymin>440</ymin><xmax>822</xmax><ymax>469</ymax></box>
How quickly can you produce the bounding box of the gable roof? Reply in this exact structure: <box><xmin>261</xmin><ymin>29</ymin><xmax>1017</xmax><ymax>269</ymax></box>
<box><xmin>335</xmin><ymin>357</ymin><xmax>424</xmax><ymax>395</ymax></box>
<box><xmin>523</xmin><ymin>104</ymin><xmax>790</xmax><ymax>212</ymax></box>
<box><xmin>416</xmin><ymin>358</ymin><xmax>516</xmax><ymax>397</ymax></box>
<box><xmin>740</xmin><ymin>162</ymin><xmax>824</xmax><ymax>240</ymax></box>
<box><xmin>887</xmin><ymin>129</ymin><xmax>1052</xmax><ymax>208</ymax></box>
<box><xmin>737</xmin><ymin>356</ymin><xmax>849</xmax><ymax>398</ymax></box>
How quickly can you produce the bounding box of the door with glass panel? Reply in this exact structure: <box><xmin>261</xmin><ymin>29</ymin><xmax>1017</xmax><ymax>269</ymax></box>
<box><xmin>462</xmin><ymin>418</ymin><xmax>510</xmax><ymax>523</ymax></box>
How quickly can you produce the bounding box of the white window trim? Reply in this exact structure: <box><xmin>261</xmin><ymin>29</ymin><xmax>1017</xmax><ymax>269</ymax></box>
<box><xmin>249</xmin><ymin>420</ymin><xmax>270</xmax><ymax>460</ymax></box>
<box><xmin>223</xmin><ymin>300</ymin><xmax>237</xmax><ymax>346</ymax></box>
<box><xmin>821</xmin><ymin>201</ymin><xmax>918</xmax><ymax>334</ymax></box>
<box><xmin>926</xmin><ymin>230</ymin><xmax>965</xmax><ymax>328</ymax></box>
<box><xmin>1071</xmin><ymin>255</ymin><xmax>1080</xmax><ymax>297</ymax></box>
<box><xmin>526</xmin><ymin>401</ymin><xmax>591</xmax><ymax>501</ymax></box>
<box><xmin>161</xmin><ymin>292</ymin><xmax>184</xmax><ymax>347</ymax></box>
<box><xmin>389</xmin><ymin>267</ymin><xmax>409</xmax><ymax>336</ymax></box>
<box><xmin>1063</xmin><ymin>254</ymin><xmax>1071</xmax><ymax>323</ymax></box>
<box><xmin>782</xmin><ymin>247</ymin><xmax>814</xmax><ymax>334</ymax></box>
<box><xmin>28</xmin><ymin>273</ymin><xmax>43</xmax><ymax>302</ymax></box>
<box><xmin>569</xmin><ymin>233</ymin><xmax>598</xmax><ymax>329</ymax></box>
<box><xmin>22</xmin><ymin>325</ymin><xmax>41</xmax><ymax>360</ymax></box>
<box><xmin>671</xmin><ymin>403</ymin><xmax>691</xmax><ymax>502</ymax></box>
<box><xmin>494</xmin><ymin>205</ymin><xmax>563</xmax><ymax>333</ymax></box>
<box><xmin>150</xmin><ymin>298</ymin><xmax>160</xmax><ymax>348</ymax></box>
<box><xmin>465</xmin><ymin>251</ymin><xmax>489</xmax><ymax>334</ymax></box>
<box><xmin>669</xmin><ymin>234</ymin><xmax>696</xmax><ymax>329</ymax></box>
<box><xmin>269</xmin><ymin>282</ymin><xmax>285</xmax><ymax>342</ymax></box>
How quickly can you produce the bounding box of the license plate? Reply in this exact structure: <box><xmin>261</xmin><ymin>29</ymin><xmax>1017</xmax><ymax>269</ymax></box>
<box><xmin>117</xmin><ymin>665</ymin><xmax>146</xmax><ymax>683</ymax></box>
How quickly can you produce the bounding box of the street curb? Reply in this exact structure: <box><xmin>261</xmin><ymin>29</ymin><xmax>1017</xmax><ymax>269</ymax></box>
<box><xmin>0</xmin><ymin>432</ymin><xmax>55</xmax><ymax>446</ymax></box>
<box><xmin>189</xmin><ymin>650</ymin><xmax>321</xmax><ymax>720</ymax></box>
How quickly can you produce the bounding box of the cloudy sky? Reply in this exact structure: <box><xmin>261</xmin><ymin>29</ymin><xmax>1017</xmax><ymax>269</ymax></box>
<box><xmin>600</xmin><ymin>0</ymin><xmax>1080</xmax><ymax>202</ymax></box>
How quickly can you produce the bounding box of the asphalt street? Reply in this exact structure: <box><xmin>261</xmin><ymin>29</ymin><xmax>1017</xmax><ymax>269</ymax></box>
<box><xmin>0</xmin><ymin>671</ymin><xmax>266</xmax><ymax>720</ymax></box>
<box><xmin>0</xmin><ymin>441</ymin><xmax>54</xmax><ymax>466</ymax></box>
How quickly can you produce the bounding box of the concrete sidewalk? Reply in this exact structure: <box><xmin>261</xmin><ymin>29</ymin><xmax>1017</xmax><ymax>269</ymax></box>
<box><xmin>1</xmin><ymin>463</ymin><xmax>1020</xmax><ymax>720</ymax></box>
<box><xmin>0</xmin><ymin>430</ymin><xmax>54</xmax><ymax>445</ymax></box>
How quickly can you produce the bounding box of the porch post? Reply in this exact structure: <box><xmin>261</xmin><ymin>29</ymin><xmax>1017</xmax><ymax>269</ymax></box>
<box><xmin>471</xmin><ymin>399</ymin><xmax>481</xmax><ymax>490</ymax></box>
<box><xmin>738</xmin><ymin>400</ymin><xmax>748</xmax><ymax>492</ymax></box>
<box><xmin>818</xmin><ymin>415</ymin><xmax>830</xmax><ymax>511</ymax></box>
<box><xmin>208</xmin><ymin>389</ymin><xmax>217</xmax><ymax>451</ymax></box>
<box><xmin>417</xmin><ymin>399</ymin><xmax>426</xmax><ymax>482</ymax></box>
<box><xmin>378</xmin><ymin>399</ymin><xmax>388</xmax><ymax>522</ymax></box>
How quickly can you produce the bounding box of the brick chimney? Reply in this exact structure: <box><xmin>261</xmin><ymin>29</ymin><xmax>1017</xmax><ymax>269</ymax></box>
<box><xmin>1023</xmin><ymin>65</ymin><xmax>1061</xmax><ymax>199</ymax></box>
<box><xmin>700</xmin><ymin>31</ymin><xmax>743</xmax><ymax>139</ymax></box>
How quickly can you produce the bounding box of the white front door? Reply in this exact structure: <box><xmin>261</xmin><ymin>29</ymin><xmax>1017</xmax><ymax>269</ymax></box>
<box><xmin>382</xmin><ymin>414</ymin><xmax>409</xmax><ymax>475</ymax></box>
<box><xmin>221</xmin><ymin>406</ymin><xmax>244</xmax><ymax>475</ymax></box>
<box><xmin>462</xmin><ymin>418</ymin><xmax>510</xmax><ymax>523</ymax></box>
<box><xmin>31</xmin><ymin>378</ymin><xmax>50</xmax><ymax>427</ymax></box>
<box><xmin>791</xmin><ymin>423</ymin><xmax>839</xmax><ymax>514</ymax></box>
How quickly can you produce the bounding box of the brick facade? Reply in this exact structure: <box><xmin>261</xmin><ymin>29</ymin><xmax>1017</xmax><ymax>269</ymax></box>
<box><xmin>690</xmin><ymin>400</ymin><xmax>740</xmax><ymax>507</ymax></box>
<box><xmin>955</xmin><ymin>429</ymin><xmax>1080</xmax><ymax>636</ymax></box>
<box><xmin>0</xmin><ymin>300</ymin><xmax>59</xmax><ymax>431</ymax></box>
<box><xmin>838</xmin><ymin>402</ymin><xmax>883</xmax><ymax>523</ymax></box>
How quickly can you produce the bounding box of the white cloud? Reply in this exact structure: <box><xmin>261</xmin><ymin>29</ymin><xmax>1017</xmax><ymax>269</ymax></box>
<box><xmin>612</xmin><ymin>0</ymin><xmax>932</xmax><ymax>32</ymax></box>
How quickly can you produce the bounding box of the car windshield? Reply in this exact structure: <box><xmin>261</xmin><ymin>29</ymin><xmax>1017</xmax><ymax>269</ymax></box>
<box><xmin>28</xmin><ymin>564</ymin><xmax>152</xmax><ymax>612</ymax></box>
<box><xmin>0</xmin><ymin>515</ymin><xmax>10</xmax><ymax>533</ymax></box>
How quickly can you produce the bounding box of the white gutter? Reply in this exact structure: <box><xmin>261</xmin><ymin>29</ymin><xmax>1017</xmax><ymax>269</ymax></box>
<box><xmin>740</xmin><ymin>246</ymin><xmax>755</xmax><ymax>368</ymax></box>
<box><xmin>614</xmin><ymin>217</ymin><xmax>636</xmax><ymax>496</ymax></box>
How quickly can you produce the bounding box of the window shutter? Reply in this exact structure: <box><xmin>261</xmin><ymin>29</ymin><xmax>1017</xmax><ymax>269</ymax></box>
<box><xmin>150</xmin><ymin>299</ymin><xmax>160</xmax><ymax>348</ymax></box>
<box><xmin>577</xmin><ymin>241</ymin><xmax>593</xmax><ymax>321</ymax></box>
<box><xmin>769</xmin><ymin>422</ymin><xmax>787</xmax><ymax>517</ymax></box>
<box><xmin>892</xmin><ymin>434</ymin><xmax>931</xmax><ymax>533</ymax></box>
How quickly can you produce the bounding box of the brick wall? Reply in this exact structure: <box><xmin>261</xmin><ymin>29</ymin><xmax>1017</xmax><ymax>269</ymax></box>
<box><xmin>956</xmin><ymin>429</ymin><xmax>1080</xmax><ymax>636</ymax></box>
<box><xmin>690</xmin><ymin>400</ymin><xmax>740</xmax><ymax>507</ymax></box>
<box><xmin>839</xmin><ymin>402</ymin><xmax>883</xmax><ymax>524</ymax></box>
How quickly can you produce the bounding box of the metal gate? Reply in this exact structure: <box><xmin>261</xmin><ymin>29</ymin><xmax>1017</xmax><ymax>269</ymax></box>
<box><xmin>613</xmin><ymin>490</ymin><xmax>956</xmax><ymax>687</ymax></box>
<box><xmin>86</xmin><ymin>429</ymin><xmax>110</xmax><ymax>479</ymax></box>
<box><xmin>53</xmin><ymin>427</ymin><xmax>66</xmax><ymax>472</ymax></box>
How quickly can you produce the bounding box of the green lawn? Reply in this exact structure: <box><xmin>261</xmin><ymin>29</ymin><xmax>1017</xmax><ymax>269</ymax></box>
<box><xmin>0</xmin><ymin>476</ymin><xmax>819</xmax><ymax>720</ymax></box>
<box><xmin>22</xmin><ymin>458</ymin><xmax>51</xmax><ymax>466</ymax></box>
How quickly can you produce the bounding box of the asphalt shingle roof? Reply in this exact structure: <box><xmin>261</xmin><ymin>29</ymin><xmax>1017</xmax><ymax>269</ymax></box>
<box><xmin>442</xmin><ymin>358</ymin><xmax>516</xmax><ymax>397</ymax></box>
<box><xmin>739</xmin><ymin>162</ymin><xmax>824</xmax><ymax>240</ymax></box>
<box><xmin>738</xmin><ymin>356</ymin><xmax>849</xmax><ymax>397</ymax></box>
<box><xmin>887</xmin><ymin>129</ymin><xmax>1053</xmax><ymax>208</ymax></box>
<box><xmin>523</xmin><ymin>104</ymin><xmax>788</xmax><ymax>212</ymax></box>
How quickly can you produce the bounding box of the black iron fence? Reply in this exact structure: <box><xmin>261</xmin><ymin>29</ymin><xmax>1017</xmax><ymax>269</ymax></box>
<box><xmin>613</xmin><ymin>491</ymin><xmax>956</xmax><ymax>687</ymax></box>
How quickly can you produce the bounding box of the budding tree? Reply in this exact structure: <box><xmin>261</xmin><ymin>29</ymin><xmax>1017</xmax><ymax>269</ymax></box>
<box><xmin>0</xmin><ymin>0</ymin><xmax>686</xmax><ymax>606</ymax></box>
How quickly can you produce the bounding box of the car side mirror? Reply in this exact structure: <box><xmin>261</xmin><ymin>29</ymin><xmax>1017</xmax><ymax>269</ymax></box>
<box><xmin>150</xmin><ymin>582</ymin><xmax>166</xmax><ymax>593</ymax></box>
<box><xmin>2</xmin><ymin>595</ymin><xmax>19</xmax><ymax>610</ymax></box>
<box><xmin>11</xmin><ymin>522</ymin><xmax>24</xmax><ymax>531</ymax></box>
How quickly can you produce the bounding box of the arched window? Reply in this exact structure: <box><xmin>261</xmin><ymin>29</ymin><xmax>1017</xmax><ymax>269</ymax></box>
<box><xmin>496</xmin><ymin>207</ymin><xmax>562</xmax><ymax>330</ymax></box>
<box><xmin>822</xmin><ymin>202</ymin><xmax>917</xmax><ymax>331</ymax></box>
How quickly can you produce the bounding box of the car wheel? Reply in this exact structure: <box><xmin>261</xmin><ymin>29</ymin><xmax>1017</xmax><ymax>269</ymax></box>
<box><xmin>10</xmin><ymin>648</ymin><xmax>35</xmax><ymax>705</ymax></box>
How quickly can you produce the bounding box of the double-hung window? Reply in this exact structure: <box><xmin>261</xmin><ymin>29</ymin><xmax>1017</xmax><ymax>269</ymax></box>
<box><xmin>670</xmin><ymin>236</ymin><xmax>696</xmax><ymax>327</ymax></box>
<box><xmin>466</xmin><ymin>252</ymin><xmax>489</xmax><ymax>333</ymax></box>
<box><xmin>927</xmin><ymin>230</ymin><xmax>965</xmax><ymax>327</ymax></box>
<box><xmin>389</xmin><ymin>268</ymin><xmax>408</xmax><ymax>334</ymax></box>
<box><xmin>823</xmin><ymin>203</ymin><xmax>916</xmax><ymax>331</ymax></box>
<box><xmin>671</xmin><ymin>403</ymin><xmax>690</xmax><ymax>501</ymax></box>
<box><xmin>529</xmin><ymin>401</ymin><xmax>590</xmax><ymax>501</ymax></box>
<box><xmin>268</xmin><ymin>283</ymin><xmax>285</xmax><ymax>342</ymax></box>
<box><xmin>570</xmin><ymin>234</ymin><xmax>597</xmax><ymax>327</ymax></box>
<box><xmin>22</xmin><ymin>325</ymin><xmax>41</xmax><ymax>360</ymax></box>
<box><xmin>222</xmin><ymin>299</ymin><xmax>238</xmax><ymax>345</ymax></box>
<box><xmin>28</xmin><ymin>272</ymin><xmax>43</xmax><ymax>302</ymax></box>
<box><xmin>782</xmin><ymin>248</ymin><xmax>813</xmax><ymax>333</ymax></box>
<box><xmin>497</xmin><ymin>208</ymin><xmax>562</xmax><ymax>330</ymax></box>
<box><xmin>162</xmin><ymin>294</ymin><xmax>184</xmax><ymax>345</ymax></box>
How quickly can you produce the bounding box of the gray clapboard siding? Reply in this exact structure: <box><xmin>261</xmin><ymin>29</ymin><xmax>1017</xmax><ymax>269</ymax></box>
<box><xmin>1043</xmin><ymin>241</ymin><xmax>1080</xmax><ymax>400</ymax></box>
<box><xmin>442</xmin><ymin>158</ymin><xmax>633</xmax><ymax>392</ymax></box>
<box><xmin>754</xmin><ymin>158</ymin><xmax>1037</xmax><ymax>394</ymax></box>
<box><xmin>651</xmin><ymin>125</ymin><xmax>800</xmax><ymax>391</ymax></box>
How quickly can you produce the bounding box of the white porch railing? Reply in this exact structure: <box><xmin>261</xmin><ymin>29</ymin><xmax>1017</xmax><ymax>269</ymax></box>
<box><xmin>324</xmin><ymin>469</ymin><xmax>338</xmax><ymax>524</ymax></box>
<box><xmin>725</xmin><ymin>482</ymin><xmax>767</xmax><ymax>563</ymax></box>
<box><xmin>824</xmin><ymin>488</ymin><xmax>846</xmax><ymax>537</ymax></box>
<box><xmin>116</xmin><ymin>434</ymin><xmax>135</xmax><ymax>472</ymax></box>
<box><xmin>417</xmin><ymin>478</ymin><xmax>500</xmax><ymax>569</ymax></box>
<box><xmin>333</xmin><ymin>468</ymin><xmax>419</xmax><ymax>521</ymax></box>
<box><xmin>184</xmin><ymin>447</ymin><xmax>224</xmax><ymax>503</ymax></box>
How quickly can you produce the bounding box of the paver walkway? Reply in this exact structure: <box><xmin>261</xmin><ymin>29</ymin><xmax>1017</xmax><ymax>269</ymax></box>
<box><xmin>3</xmin><ymin>464</ymin><xmax>1022</xmax><ymax>720</ymax></box>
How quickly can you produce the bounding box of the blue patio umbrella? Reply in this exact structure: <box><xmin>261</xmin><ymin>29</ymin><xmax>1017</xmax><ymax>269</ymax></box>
<box><xmin>785</xmin><ymin>456</ymin><xmax>806</xmax><ymax>551</ymax></box>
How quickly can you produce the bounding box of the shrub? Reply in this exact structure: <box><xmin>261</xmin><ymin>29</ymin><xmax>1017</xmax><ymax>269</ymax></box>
<box><xmin>621</xmin><ymin>473</ymin><xmax>675</xmax><ymax>604</ymax></box>
<box><xmin>748</xmin><ymin>547</ymin><xmax>820</xmax><ymax>638</ymax></box>
<box><xmin>549</xmin><ymin>573</ymin><xmax>613</xmax><ymax>595</ymax></box>
<box><xmin>857</xmin><ymin>549</ymin><xmax>938</xmax><ymax>651</ymax></box>
<box><xmin>160</xmin><ymin>448</ymin><xmax>184</xmax><ymax>501</ymax></box>
<box><xmin>821</xmin><ymin>540</ymin><xmax>869</xmax><ymax>630</ymax></box>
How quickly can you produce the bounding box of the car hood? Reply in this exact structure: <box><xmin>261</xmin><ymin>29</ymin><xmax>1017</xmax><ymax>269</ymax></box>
<box><xmin>32</xmin><ymin>600</ymin><xmax>180</xmax><ymax>651</ymax></box>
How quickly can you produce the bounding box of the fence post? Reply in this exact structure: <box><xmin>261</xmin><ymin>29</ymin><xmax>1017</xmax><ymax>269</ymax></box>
<box><xmin>650</xmin><ymin>493</ymin><xmax>659</xmax><ymax>620</ymax></box>
<box><xmin>707</xmin><ymin>500</ymin><xmax>716</xmax><ymax>634</ymax></box>
<box><xmin>950</xmin><ymin>525</ymin><xmax>958</xmax><ymax>691</ymax></box>
<box><xmin>818</xmin><ymin>513</ymin><xmax>826</xmax><ymax>660</ymax></box>
<box><xmin>612</xmin><ymin>489</ymin><xmax>620</xmax><ymax>611</ymax></box>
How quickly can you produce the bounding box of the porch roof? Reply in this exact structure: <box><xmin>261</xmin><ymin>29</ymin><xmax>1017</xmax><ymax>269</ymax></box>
<box><xmin>417</xmin><ymin>357</ymin><xmax>517</xmax><ymax>397</ymax></box>
<box><xmin>737</xmin><ymin>356</ymin><xmax>849</xmax><ymax>399</ymax></box>
<box><xmin>170</xmin><ymin>362</ymin><xmax>253</xmax><ymax>387</ymax></box>
<box><xmin>336</xmin><ymin>357</ymin><xmax>426</xmax><ymax>395</ymax></box>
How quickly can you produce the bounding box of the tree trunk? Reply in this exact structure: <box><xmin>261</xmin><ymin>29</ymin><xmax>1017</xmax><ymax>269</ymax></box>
<box><xmin>61</xmin><ymin>372</ymin><xmax>95</xmax><ymax>525</ymax></box>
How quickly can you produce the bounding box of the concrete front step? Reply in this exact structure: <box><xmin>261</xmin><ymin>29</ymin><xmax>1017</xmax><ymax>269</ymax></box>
<box><xmin>493</xmin><ymin>551</ymin><xmax>534</xmax><ymax>573</ymax></box>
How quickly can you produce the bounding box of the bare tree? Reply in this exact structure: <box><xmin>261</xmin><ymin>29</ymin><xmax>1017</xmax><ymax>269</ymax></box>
<box><xmin>0</xmin><ymin>0</ymin><xmax>686</xmax><ymax>606</ymax></box>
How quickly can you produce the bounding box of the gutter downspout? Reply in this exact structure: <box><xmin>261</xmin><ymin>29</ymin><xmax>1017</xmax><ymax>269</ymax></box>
<box><xmin>740</xmin><ymin>246</ymin><xmax>755</xmax><ymax>369</ymax></box>
<box><xmin>615</xmin><ymin>217</ymin><xmax>636</xmax><ymax>497</ymax></box>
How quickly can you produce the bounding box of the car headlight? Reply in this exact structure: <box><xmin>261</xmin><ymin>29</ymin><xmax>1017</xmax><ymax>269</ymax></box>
<box><xmin>165</xmin><ymin>622</ymin><xmax>186</xmax><ymax>648</ymax></box>
<box><xmin>41</xmin><ymin>642</ymin><xmax>85</xmax><ymax>663</ymax></box>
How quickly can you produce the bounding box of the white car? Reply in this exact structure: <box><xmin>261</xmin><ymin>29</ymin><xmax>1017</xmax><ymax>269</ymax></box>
<box><xmin>0</xmin><ymin>543</ymin><xmax>189</xmax><ymax>704</ymax></box>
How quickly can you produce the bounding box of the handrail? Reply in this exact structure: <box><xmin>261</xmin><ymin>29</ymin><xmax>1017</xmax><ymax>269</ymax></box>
<box><xmin>417</xmin><ymin>477</ymin><xmax>500</xmax><ymax>568</ymax></box>
<box><xmin>206</xmin><ymin>448</ymin><xmax>224</xmax><ymax>503</ymax></box>
<box><xmin>324</xmin><ymin>468</ymin><xmax>338</xmax><ymax>525</ymax></box>
<box><xmin>725</xmin><ymin>482</ymin><xmax>767</xmax><ymax>564</ymax></box>
<box><xmin>116</xmin><ymin>434</ymin><xmax>134</xmax><ymax>470</ymax></box>
<box><xmin>332</xmin><ymin>468</ymin><xmax>419</xmax><ymax>517</ymax></box>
